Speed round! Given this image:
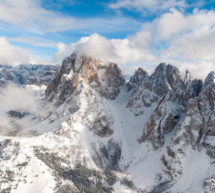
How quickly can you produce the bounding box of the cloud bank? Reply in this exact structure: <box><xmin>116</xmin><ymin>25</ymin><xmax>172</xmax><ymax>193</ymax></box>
<box><xmin>0</xmin><ymin>83</ymin><xmax>41</xmax><ymax>136</ymax></box>
<box><xmin>53</xmin><ymin>8</ymin><xmax>215</xmax><ymax>79</ymax></box>
<box><xmin>0</xmin><ymin>84</ymin><xmax>40</xmax><ymax>113</ymax></box>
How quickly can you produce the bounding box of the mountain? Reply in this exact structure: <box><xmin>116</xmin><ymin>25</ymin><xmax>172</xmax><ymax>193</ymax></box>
<box><xmin>0</xmin><ymin>64</ymin><xmax>59</xmax><ymax>87</ymax></box>
<box><xmin>0</xmin><ymin>54</ymin><xmax>215</xmax><ymax>193</ymax></box>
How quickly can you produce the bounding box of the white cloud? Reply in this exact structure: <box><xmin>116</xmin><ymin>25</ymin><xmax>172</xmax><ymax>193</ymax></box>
<box><xmin>0</xmin><ymin>84</ymin><xmax>40</xmax><ymax>113</ymax></box>
<box><xmin>0</xmin><ymin>83</ymin><xmax>41</xmax><ymax>135</ymax></box>
<box><xmin>0</xmin><ymin>0</ymin><xmax>142</xmax><ymax>34</ymax></box>
<box><xmin>155</xmin><ymin>9</ymin><xmax>187</xmax><ymax>40</ymax></box>
<box><xmin>53</xmin><ymin>8</ymin><xmax>215</xmax><ymax>79</ymax></box>
<box><xmin>0</xmin><ymin>0</ymin><xmax>75</xmax><ymax>33</ymax></box>
<box><xmin>109</xmin><ymin>0</ymin><xmax>186</xmax><ymax>12</ymax></box>
<box><xmin>76</xmin><ymin>34</ymin><xmax>117</xmax><ymax>62</ymax></box>
<box><xmin>53</xmin><ymin>37</ymin><xmax>89</xmax><ymax>63</ymax></box>
<box><xmin>54</xmin><ymin>34</ymin><xmax>118</xmax><ymax>64</ymax></box>
<box><xmin>161</xmin><ymin>30</ymin><xmax>215</xmax><ymax>60</ymax></box>
<box><xmin>53</xmin><ymin>33</ymin><xmax>157</xmax><ymax>73</ymax></box>
<box><xmin>163</xmin><ymin>60</ymin><xmax>215</xmax><ymax>80</ymax></box>
<box><xmin>0</xmin><ymin>37</ymin><xmax>52</xmax><ymax>65</ymax></box>
<box><xmin>157</xmin><ymin>9</ymin><xmax>215</xmax><ymax>70</ymax></box>
<box><xmin>154</xmin><ymin>9</ymin><xmax>215</xmax><ymax>41</ymax></box>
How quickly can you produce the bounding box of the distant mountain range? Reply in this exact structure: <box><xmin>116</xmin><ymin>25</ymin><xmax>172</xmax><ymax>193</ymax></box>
<box><xmin>0</xmin><ymin>64</ymin><xmax>59</xmax><ymax>87</ymax></box>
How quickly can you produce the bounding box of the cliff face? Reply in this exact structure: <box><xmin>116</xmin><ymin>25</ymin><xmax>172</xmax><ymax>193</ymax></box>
<box><xmin>137</xmin><ymin>65</ymin><xmax>203</xmax><ymax>150</ymax></box>
<box><xmin>45</xmin><ymin>54</ymin><xmax>125</xmax><ymax>106</ymax></box>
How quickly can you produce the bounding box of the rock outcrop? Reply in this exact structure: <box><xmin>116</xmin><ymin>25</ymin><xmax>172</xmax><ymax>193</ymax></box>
<box><xmin>150</xmin><ymin>63</ymin><xmax>184</xmax><ymax>96</ymax></box>
<box><xmin>127</xmin><ymin>67</ymin><xmax>148</xmax><ymax>91</ymax></box>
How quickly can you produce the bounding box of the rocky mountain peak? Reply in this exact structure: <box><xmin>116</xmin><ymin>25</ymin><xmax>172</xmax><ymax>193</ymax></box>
<box><xmin>127</xmin><ymin>67</ymin><xmax>149</xmax><ymax>91</ymax></box>
<box><xmin>184</xmin><ymin>69</ymin><xmax>193</xmax><ymax>83</ymax></box>
<box><xmin>45</xmin><ymin>53</ymin><xmax>125</xmax><ymax>105</ymax></box>
<box><xmin>204</xmin><ymin>71</ymin><xmax>215</xmax><ymax>88</ymax></box>
<box><xmin>127</xmin><ymin>63</ymin><xmax>186</xmax><ymax>116</ymax></box>
<box><xmin>150</xmin><ymin>63</ymin><xmax>184</xmax><ymax>96</ymax></box>
<box><xmin>137</xmin><ymin>64</ymin><xmax>203</xmax><ymax>150</ymax></box>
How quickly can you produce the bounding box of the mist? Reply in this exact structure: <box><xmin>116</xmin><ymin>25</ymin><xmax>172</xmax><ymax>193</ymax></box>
<box><xmin>0</xmin><ymin>83</ymin><xmax>41</xmax><ymax>136</ymax></box>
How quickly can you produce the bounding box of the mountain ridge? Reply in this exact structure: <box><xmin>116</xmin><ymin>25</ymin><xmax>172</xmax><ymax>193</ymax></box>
<box><xmin>0</xmin><ymin>54</ymin><xmax>214</xmax><ymax>193</ymax></box>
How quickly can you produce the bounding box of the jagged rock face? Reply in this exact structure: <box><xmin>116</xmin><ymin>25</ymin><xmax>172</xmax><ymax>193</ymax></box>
<box><xmin>172</xmin><ymin>72</ymin><xmax>215</xmax><ymax>152</ymax></box>
<box><xmin>91</xmin><ymin>111</ymin><xmax>113</xmax><ymax>137</ymax></box>
<box><xmin>184</xmin><ymin>78</ymin><xmax>203</xmax><ymax>101</ymax></box>
<box><xmin>92</xmin><ymin>139</ymin><xmax>121</xmax><ymax>170</ymax></box>
<box><xmin>44</xmin><ymin>55</ymin><xmax>124</xmax><ymax>176</ymax></box>
<box><xmin>127</xmin><ymin>67</ymin><xmax>149</xmax><ymax>91</ymax></box>
<box><xmin>46</xmin><ymin>53</ymin><xmax>125</xmax><ymax>140</ymax></box>
<box><xmin>159</xmin><ymin>98</ymin><xmax>202</xmax><ymax>180</ymax></box>
<box><xmin>150</xmin><ymin>63</ymin><xmax>184</xmax><ymax>96</ymax></box>
<box><xmin>155</xmin><ymin>72</ymin><xmax>215</xmax><ymax>182</ymax></box>
<box><xmin>127</xmin><ymin>63</ymin><xmax>186</xmax><ymax>116</ymax></box>
<box><xmin>45</xmin><ymin>54</ymin><xmax>125</xmax><ymax>106</ymax></box>
<box><xmin>198</xmin><ymin>72</ymin><xmax>215</xmax><ymax>156</ymax></box>
<box><xmin>1</xmin><ymin>69</ymin><xmax>13</xmax><ymax>81</ymax></box>
<box><xmin>139</xmin><ymin>92</ymin><xmax>185</xmax><ymax>149</ymax></box>
<box><xmin>138</xmin><ymin>67</ymin><xmax>203</xmax><ymax>149</ymax></box>
<box><xmin>204</xmin><ymin>176</ymin><xmax>215</xmax><ymax>193</ymax></box>
<box><xmin>127</xmin><ymin>74</ymin><xmax>158</xmax><ymax>115</ymax></box>
<box><xmin>184</xmin><ymin>70</ymin><xmax>192</xmax><ymax>83</ymax></box>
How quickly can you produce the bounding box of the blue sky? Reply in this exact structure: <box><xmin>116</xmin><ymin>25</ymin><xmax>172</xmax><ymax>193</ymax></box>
<box><xmin>0</xmin><ymin>0</ymin><xmax>215</xmax><ymax>78</ymax></box>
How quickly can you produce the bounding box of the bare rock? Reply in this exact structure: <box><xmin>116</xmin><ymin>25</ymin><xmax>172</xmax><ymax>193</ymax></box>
<box><xmin>126</xmin><ymin>67</ymin><xmax>149</xmax><ymax>91</ymax></box>
<box><xmin>45</xmin><ymin>54</ymin><xmax>125</xmax><ymax>106</ymax></box>
<box><xmin>204</xmin><ymin>176</ymin><xmax>215</xmax><ymax>193</ymax></box>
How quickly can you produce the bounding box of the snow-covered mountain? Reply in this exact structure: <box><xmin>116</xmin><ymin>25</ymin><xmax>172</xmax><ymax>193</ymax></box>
<box><xmin>0</xmin><ymin>64</ymin><xmax>59</xmax><ymax>87</ymax></box>
<box><xmin>0</xmin><ymin>53</ymin><xmax>215</xmax><ymax>193</ymax></box>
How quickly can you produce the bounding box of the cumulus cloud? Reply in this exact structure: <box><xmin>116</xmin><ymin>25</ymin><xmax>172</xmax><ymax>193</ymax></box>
<box><xmin>53</xmin><ymin>37</ymin><xmax>89</xmax><ymax>63</ymax></box>
<box><xmin>157</xmin><ymin>9</ymin><xmax>215</xmax><ymax>61</ymax></box>
<box><xmin>0</xmin><ymin>37</ymin><xmax>52</xmax><ymax>66</ymax></box>
<box><xmin>76</xmin><ymin>34</ymin><xmax>117</xmax><ymax>62</ymax></box>
<box><xmin>53</xmin><ymin>33</ymin><xmax>157</xmax><ymax>71</ymax></box>
<box><xmin>154</xmin><ymin>8</ymin><xmax>215</xmax><ymax>40</ymax></box>
<box><xmin>0</xmin><ymin>37</ymin><xmax>31</xmax><ymax>65</ymax></box>
<box><xmin>161</xmin><ymin>31</ymin><xmax>215</xmax><ymax>60</ymax></box>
